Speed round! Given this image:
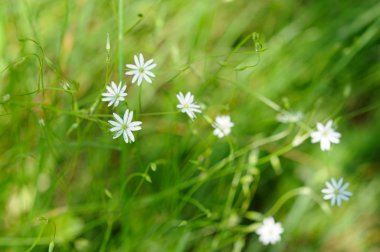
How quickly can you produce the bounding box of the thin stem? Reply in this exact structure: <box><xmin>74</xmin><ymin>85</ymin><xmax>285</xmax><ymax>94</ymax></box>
<box><xmin>99</xmin><ymin>220</ymin><xmax>113</xmax><ymax>252</ymax></box>
<box><xmin>26</xmin><ymin>221</ymin><xmax>47</xmax><ymax>252</ymax></box>
<box><xmin>266</xmin><ymin>187</ymin><xmax>312</xmax><ymax>216</ymax></box>
<box><xmin>139</xmin><ymin>84</ymin><xmax>143</xmax><ymax>113</ymax></box>
<box><xmin>118</xmin><ymin>0</ymin><xmax>123</xmax><ymax>80</ymax></box>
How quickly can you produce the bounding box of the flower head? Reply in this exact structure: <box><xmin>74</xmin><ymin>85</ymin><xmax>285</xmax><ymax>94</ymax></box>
<box><xmin>321</xmin><ymin>177</ymin><xmax>352</xmax><ymax>207</ymax></box>
<box><xmin>276</xmin><ymin>111</ymin><xmax>303</xmax><ymax>123</ymax></box>
<box><xmin>176</xmin><ymin>92</ymin><xmax>201</xmax><ymax>120</ymax></box>
<box><xmin>256</xmin><ymin>217</ymin><xmax>284</xmax><ymax>245</ymax></box>
<box><xmin>212</xmin><ymin>115</ymin><xmax>234</xmax><ymax>138</ymax></box>
<box><xmin>101</xmin><ymin>81</ymin><xmax>127</xmax><ymax>107</ymax></box>
<box><xmin>125</xmin><ymin>53</ymin><xmax>156</xmax><ymax>86</ymax></box>
<box><xmin>311</xmin><ymin>120</ymin><xmax>341</xmax><ymax>151</ymax></box>
<box><xmin>108</xmin><ymin>110</ymin><xmax>142</xmax><ymax>143</ymax></box>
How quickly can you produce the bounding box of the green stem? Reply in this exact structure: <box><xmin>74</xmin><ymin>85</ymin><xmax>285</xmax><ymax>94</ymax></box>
<box><xmin>99</xmin><ymin>220</ymin><xmax>113</xmax><ymax>252</ymax></box>
<box><xmin>266</xmin><ymin>187</ymin><xmax>312</xmax><ymax>216</ymax></box>
<box><xmin>26</xmin><ymin>221</ymin><xmax>47</xmax><ymax>252</ymax></box>
<box><xmin>118</xmin><ymin>0</ymin><xmax>123</xmax><ymax>80</ymax></box>
<box><xmin>139</xmin><ymin>84</ymin><xmax>143</xmax><ymax>113</ymax></box>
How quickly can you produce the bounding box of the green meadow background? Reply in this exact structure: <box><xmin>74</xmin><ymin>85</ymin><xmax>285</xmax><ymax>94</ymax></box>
<box><xmin>1</xmin><ymin>0</ymin><xmax>379</xmax><ymax>251</ymax></box>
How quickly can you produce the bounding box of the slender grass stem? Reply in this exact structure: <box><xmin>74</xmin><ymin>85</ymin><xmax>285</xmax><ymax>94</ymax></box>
<box><xmin>118</xmin><ymin>0</ymin><xmax>123</xmax><ymax>80</ymax></box>
<box><xmin>139</xmin><ymin>84</ymin><xmax>143</xmax><ymax>113</ymax></box>
<box><xmin>99</xmin><ymin>220</ymin><xmax>113</xmax><ymax>252</ymax></box>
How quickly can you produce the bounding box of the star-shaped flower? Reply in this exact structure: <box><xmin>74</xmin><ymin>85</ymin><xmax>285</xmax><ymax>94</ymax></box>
<box><xmin>176</xmin><ymin>92</ymin><xmax>201</xmax><ymax>120</ymax></box>
<box><xmin>256</xmin><ymin>217</ymin><xmax>284</xmax><ymax>245</ymax></box>
<box><xmin>125</xmin><ymin>53</ymin><xmax>156</xmax><ymax>86</ymax></box>
<box><xmin>310</xmin><ymin>120</ymin><xmax>341</xmax><ymax>151</ymax></box>
<box><xmin>101</xmin><ymin>81</ymin><xmax>127</xmax><ymax>107</ymax></box>
<box><xmin>212</xmin><ymin>115</ymin><xmax>234</xmax><ymax>138</ymax></box>
<box><xmin>108</xmin><ymin>110</ymin><xmax>142</xmax><ymax>143</ymax></box>
<box><xmin>321</xmin><ymin>177</ymin><xmax>352</xmax><ymax>207</ymax></box>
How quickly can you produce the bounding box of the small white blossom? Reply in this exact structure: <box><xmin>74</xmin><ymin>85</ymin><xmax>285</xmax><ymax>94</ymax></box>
<box><xmin>63</xmin><ymin>82</ymin><xmax>70</xmax><ymax>91</ymax></box>
<box><xmin>212</xmin><ymin>115</ymin><xmax>234</xmax><ymax>138</ymax></box>
<box><xmin>176</xmin><ymin>92</ymin><xmax>201</xmax><ymax>120</ymax></box>
<box><xmin>37</xmin><ymin>173</ymin><xmax>50</xmax><ymax>192</ymax></box>
<box><xmin>276</xmin><ymin>111</ymin><xmax>303</xmax><ymax>123</ymax></box>
<box><xmin>256</xmin><ymin>217</ymin><xmax>284</xmax><ymax>245</ymax></box>
<box><xmin>125</xmin><ymin>53</ymin><xmax>156</xmax><ymax>86</ymax></box>
<box><xmin>322</xmin><ymin>177</ymin><xmax>352</xmax><ymax>207</ymax></box>
<box><xmin>310</xmin><ymin>120</ymin><xmax>341</xmax><ymax>151</ymax></box>
<box><xmin>101</xmin><ymin>81</ymin><xmax>127</xmax><ymax>107</ymax></box>
<box><xmin>108</xmin><ymin>110</ymin><xmax>142</xmax><ymax>144</ymax></box>
<box><xmin>7</xmin><ymin>187</ymin><xmax>36</xmax><ymax>218</ymax></box>
<box><xmin>2</xmin><ymin>93</ymin><xmax>10</xmax><ymax>102</ymax></box>
<box><xmin>38</xmin><ymin>118</ymin><xmax>45</xmax><ymax>127</ymax></box>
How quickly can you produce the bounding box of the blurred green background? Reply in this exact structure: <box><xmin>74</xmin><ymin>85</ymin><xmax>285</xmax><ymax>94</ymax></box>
<box><xmin>0</xmin><ymin>0</ymin><xmax>379</xmax><ymax>251</ymax></box>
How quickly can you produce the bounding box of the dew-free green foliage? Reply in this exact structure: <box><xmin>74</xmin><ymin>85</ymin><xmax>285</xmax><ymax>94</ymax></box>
<box><xmin>1</xmin><ymin>0</ymin><xmax>380</xmax><ymax>251</ymax></box>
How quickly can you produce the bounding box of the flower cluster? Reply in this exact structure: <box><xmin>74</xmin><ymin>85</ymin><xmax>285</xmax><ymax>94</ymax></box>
<box><xmin>309</xmin><ymin>120</ymin><xmax>352</xmax><ymax>205</ymax></box>
<box><xmin>175</xmin><ymin>93</ymin><xmax>234</xmax><ymax>138</ymax></box>
<box><xmin>100</xmin><ymin>53</ymin><xmax>157</xmax><ymax>144</ymax></box>
<box><xmin>98</xmin><ymin>48</ymin><xmax>352</xmax><ymax>247</ymax></box>
<box><xmin>252</xmin><ymin>116</ymin><xmax>351</xmax><ymax>245</ymax></box>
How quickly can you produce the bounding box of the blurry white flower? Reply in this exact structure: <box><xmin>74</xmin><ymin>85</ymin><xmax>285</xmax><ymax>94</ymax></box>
<box><xmin>256</xmin><ymin>217</ymin><xmax>284</xmax><ymax>245</ymax></box>
<box><xmin>74</xmin><ymin>238</ymin><xmax>90</xmax><ymax>251</ymax></box>
<box><xmin>108</xmin><ymin>110</ymin><xmax>142</xmax><ymax>143</ymax></box>
<box><xmin>276</xmin><ymin>111</ymin><xmax>303</xmax><ymax>123</ymax></box>
<box><xmin>212</xmin><ymin>115</ymin><xmax>234</xmax><ymax>138</ymax></box>
<box><xmin>38</xmin><ymin>118</ymin><xmax>45</xmax><ymax>127</ymax></box>
<box><xmin>37</xmin><ymin>173</ymin><xmax>51</xmax><ymax>192</ymax></box>
<box><xmin>63</xmin><ymin>81</ymin><xmax>70</xmax><ymax>91</ymax></box>
<box><xmin>2</xmin><ymin>93</ymin><xmax>10</xmax><ymax>102</ymax></box>
<box><xmin>310</xmin><ymin>120</ymin><xmax>341</xmax><ymax>151</ymax></box>
<box><xmin>7</xmin><ymin>186</ymin><xmax>36</xmax><ymax>217</ymax></box>
<box><xmin>176</xmin><ymin>92</ymin><xmax>201</xmax><ymax>120</ymax></box>
<box><xmin>101</xmin><ymin>81</ymin><xmax>127</xmax><ymax>107</ymax></box>
<box><xmin>322</xmin><ymin>177</ymin><xmax>352</xmax><ymax>207</ymax></box>
<box><xmin>125</xmin><ymin>53</ymin><xmax>156</xmax><ymax>86</ymax></box>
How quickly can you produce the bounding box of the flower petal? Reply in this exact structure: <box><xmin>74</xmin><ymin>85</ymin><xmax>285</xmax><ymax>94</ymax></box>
<box><xmin>126</xmin><ymin>64</ymin><xmax>138</xmax><ymax>69</ymax></box>
<box><xmin>123</xmin><ymin>131</ymin><xmax>129</xmax><ymax>143</ymax></box>
<box><xmin>134</xmin><ymin>55</ymin><xmax>141</xmax><ymax>67</ymax></box>
<box><xmin>143</xmin><ymin>73</ymin><xmax>152</xmax><ymax>83</ymax></box>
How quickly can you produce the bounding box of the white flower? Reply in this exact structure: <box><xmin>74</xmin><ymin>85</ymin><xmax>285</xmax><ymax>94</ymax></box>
<box><xmin>321</xmin><ymin>177</ymin><xmax>352</xmax><ymax>207</ymax></box>
<box><xmin>108</xmin><ymin>110</ymin><xmax>142</xmax><ymax>143</ymax></box>
<box><xmin>101</xmin><ymin>81</ymin><xmax>127</xmax><ymax>107</ymax></box>
<box><xmin>125</xmin><ymin>53</ymin><xmax>156</xmax><ymax>86</ymax></box>
<box><xmin>212</xmin><ymin>115</ymin><xmax>234</xmax><ymax>138</ymax></box>
<box><xmin>38</xmin><ymin>118</ymin><xmax>45</xmax><ymax>127</ymax></box>
<box><xmin>256</xmin><ymin>217</ymin><xmax>284</xmax><ymax>245</ymax></box>
<box><xmin>176</xmin><ymin>92</ymin><xmax>201</xmax><ymax>120</ymax></box>
<box><xmin>7</xmin><ymin>186</ymin><xmax>36</xmax><ymax>218</ymax></box>
<box><xmin>2</xmin><ymin>93</ymin><xmax>10</xmax><ymax>102</ymax></box>
<box><xmin>63</xmin><ymin>81</ymin><xmax>70</xmax><ymax>91</ymax></box>
<box><xmin>310</xmin><ymin>120</ymin><xmax>341</xmax><ymax>151</ymax></box>
<box><xmin>276</xmin><ymin>111</ymin><xmax>303</xmax><ymax>123</ymax></box>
